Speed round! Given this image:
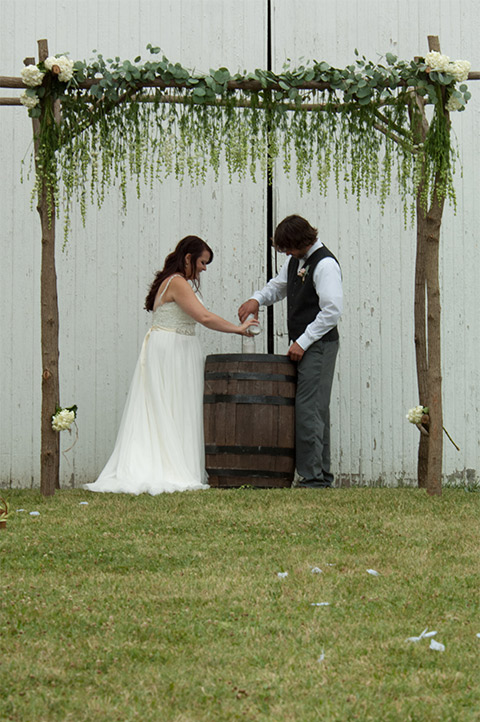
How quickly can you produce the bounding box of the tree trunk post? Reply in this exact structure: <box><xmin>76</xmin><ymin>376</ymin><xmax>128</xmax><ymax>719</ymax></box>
<box><xmin>424</xmin><ymin>185</ymin><xmax>445</xmax><ymax>495</ymax></box>
<box><xmin>409</xmin><ymin>89</ymin><xmax>429</xmax><ymax>488</ymax></box>
<box><xmin>424</xmin><ymin>35</ymin><xmax>446</xmax><ymax>495</ymax></box>
<box><xmin>27</xmin><ymin>39</ymin><xmax>61</xmax><ymax>496</ymax></box>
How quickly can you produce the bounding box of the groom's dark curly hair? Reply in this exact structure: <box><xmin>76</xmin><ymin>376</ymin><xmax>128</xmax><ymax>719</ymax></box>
<box><xmin>144</xmin><ymin>235</ymin><xmax>213</xmax><ymax>311</ymax></box>
<box><xmin>273</xmin><ymin>215</ymin><xmax>318</xmax><ymax>252</ymax></box>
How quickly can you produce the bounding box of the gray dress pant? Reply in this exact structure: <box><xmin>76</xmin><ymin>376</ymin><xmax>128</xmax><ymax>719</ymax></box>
<box><xmin>295</xmin><ymin>338</ymin><xmax>339</xmax><ymax>486</ymax></box>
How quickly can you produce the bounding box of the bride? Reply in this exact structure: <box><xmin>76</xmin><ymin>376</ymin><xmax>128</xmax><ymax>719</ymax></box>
<box><xmin>85</xmin><ymin>236</ymin><xmax>257</xmax><ymax>495</ymax></box>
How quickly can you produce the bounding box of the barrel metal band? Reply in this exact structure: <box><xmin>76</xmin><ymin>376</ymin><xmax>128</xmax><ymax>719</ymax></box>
<box><xmin>205</xmin><ymin>371</ymin><xmax>296</xmax><ymax>383</ymax></box>
<box><xmin>204</xmin><ymin>394</ymin><xmax>295</xmax><ymax>406</ymax></box>
<box><xmin>206</xmin><ymin>444</ymin><xmax>295</xmax><ymax>457</ymax></box>
<box><xmin>206</xmin><ymin>353</ymin><xmax>291</xmax><ymax>363</ymax></box>
<box><xmin>207</xmin><ymin>468</ymin><xmax>293</xmax><ymax>479</ymax></box>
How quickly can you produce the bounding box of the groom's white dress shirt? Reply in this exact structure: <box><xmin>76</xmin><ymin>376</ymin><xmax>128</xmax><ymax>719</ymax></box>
<box><xmin>251</xmin><ymin>240</ymin><xmax>343</xmax><ymax>351</ymax></box>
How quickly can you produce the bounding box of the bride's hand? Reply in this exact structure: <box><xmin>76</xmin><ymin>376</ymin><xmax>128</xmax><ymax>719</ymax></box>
<box><xmin>238</xmin><ymin>318</ymin><xmax>259</xmax><ymax>336</ymax></box>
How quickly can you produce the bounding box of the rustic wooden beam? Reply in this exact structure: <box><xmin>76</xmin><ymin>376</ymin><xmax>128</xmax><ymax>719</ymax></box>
<box><xmin>1</xmin><ymin>71</ymin><xmax>479</xmax><ymax>92</ymax></box>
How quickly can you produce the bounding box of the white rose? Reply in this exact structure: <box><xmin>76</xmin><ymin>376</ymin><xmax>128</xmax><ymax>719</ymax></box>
<box><xmin>20</xmin><ymin>65</ymin><xmax>45</xmax><ymax>87</ymax></box>
<box><xmin>448</xmin><ymin>60</ymin><xmax>471</xmax><ymax>82</ymax></box>
<box><xmin>20</xmin><ymin>92</ymin><xmax>40</xmax><ymax>109</ymax></box>
<box><xmin>52</xmin><ymin>409</ymin><xmax>75</xmax><ymax>431</ymax></box>
<box><xmin>425</xmin><ymin>51</ymin><xmax>451</xmax><ymax>73</ymax></box>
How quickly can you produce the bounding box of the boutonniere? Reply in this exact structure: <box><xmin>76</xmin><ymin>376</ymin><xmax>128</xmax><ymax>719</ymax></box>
<box><xmin>297</xmin><ymin>266</ymin><xmax>309</xmax><ymax>282</ymax></box>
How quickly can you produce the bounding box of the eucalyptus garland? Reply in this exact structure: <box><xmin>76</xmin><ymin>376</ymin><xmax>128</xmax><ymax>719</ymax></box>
<box><xmin>19</xmin><ymin>47</ymin><xmax>471</xmax><ymax>244</ymax></box>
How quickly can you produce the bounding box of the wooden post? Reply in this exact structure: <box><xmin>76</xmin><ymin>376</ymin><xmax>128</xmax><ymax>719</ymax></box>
<box><xmin>410</xmin><ymin>35</ymin><xmax>446</xmax><ymax>495</ymax></box>
<box><xmin>27</xmin><ymin>39</ymin><xmax>61</xmax><ymax>496</ymax></box>
<box><xmin>409</xmin><ymin>89</ymin><xmax>429</xmax><ymax>488</ymax></box>
<box><xmin>424</xmin><ymin>35</ymin><xmax>446</xmax><ymax>496</ymax></box>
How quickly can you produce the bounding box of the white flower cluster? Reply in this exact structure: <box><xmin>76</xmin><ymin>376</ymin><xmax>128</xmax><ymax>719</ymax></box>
<box><xmin>52</xmin><ymin>408</ymin><xmax>76</xmax><ymax>432</ymax></box>
<box><xmin>446</xmin><ymin>95</ymin><xmax>464</xmax><ymax>112</ymax></box>
<box><xmin>425</xmin><ymin>51</ymin><xmax>471</xmax><ymax>82</ymax></box>
<box><xmin>20</xmin><ymin>65</ymin><xmax>45</xmax><ymax>87</ymax></box>
<box><xmin>44</xmin><ymin>55</ymin><xmax>74</xmax><ymax>83</ymax></box>
<box><xmin>406</xmin><ymin>405</ymin><xmax>425</xmax><ymax>424</ymax></box>
<box><xmin>425</xmin><ymin>51</ymin><xmax>451</xmax><ymax>73</ymax></box>
<box><xmin>20</xmin><ymin>92</ymin><xmax>40</xmax><ymax>109</ymax></box>
<box><xmin>449</xmin><ymin>59</ymin><xmax>471</xmax><ymax>82</ymax></box>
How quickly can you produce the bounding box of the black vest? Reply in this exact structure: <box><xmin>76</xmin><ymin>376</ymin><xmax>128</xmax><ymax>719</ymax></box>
<box><xmin>287</xmin><ymin>245</ymin><xmax>340</xmax><ymax>343</ymax></box>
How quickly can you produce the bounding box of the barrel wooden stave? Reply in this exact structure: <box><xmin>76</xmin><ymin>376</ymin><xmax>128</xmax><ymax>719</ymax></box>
<box><xmin>204</xmin><ymin>354</ymin><xmax>296</xmax><ymax>488</ymax></box>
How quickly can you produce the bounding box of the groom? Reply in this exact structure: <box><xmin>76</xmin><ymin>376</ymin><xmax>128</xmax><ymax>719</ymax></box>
<box><xmin>238</xmin><ymin>215</ymin><xmax>343</xmax><ymax>488</ymax></box>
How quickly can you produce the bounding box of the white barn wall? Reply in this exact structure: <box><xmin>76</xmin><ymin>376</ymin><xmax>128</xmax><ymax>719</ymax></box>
<box><xmin>271</xmin><ymin>0</ymin><xmax>480</xmax><ymax>485</ymax></box>
<box><xmin>1</xmin><ymin>0</ymin><xmax>479</xmax><ymax>488</ymax></box>
<box><xmin>0</xmin><ymin>0</ymin><xmax>268</xmax><ymax>487</ymax></box>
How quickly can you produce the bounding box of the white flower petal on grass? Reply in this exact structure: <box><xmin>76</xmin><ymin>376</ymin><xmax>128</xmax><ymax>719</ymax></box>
<box><xmin>476</xmin><ymin>633</ymin><xmax>480</xmax><ymax>639</ymax></box>
<box><xmin>311</xmin><ymin>567</ymin><xmax>322</xmax><ymax>574</ymax></box>
<box><xmin>277</xmin><ymin>572</ymin><xmax>288</xmax><ymax>578</ymax></box>
<box><xmin>29</xmin><ymin>511</ymin><xmax>40</xmax><ymax>517</ymax></box>
<box><xmin>16</xmin><ymin>509</ymin><xmax>26</xmax><ymax>512</ymax></box>
<box><xmin>366</xmin><ymin>569</ymin><xmax>380</xmax><ymax>576</ymax></box>
<box><xmin>406</xmin><ymin>627</ymin><xmax>437</xmax><ymax>643</ymax></box>
<box><xmin>429</xmin><ymin>639</ymin><xmax>445</xmax><ymax>652</ymax></box>
<box><xmin>317</xmin><ymin>650</ymin><xmax>325</xmax><ymax>663</ymax></box>
<box><xmin>325</xmin><ymin>563</ymin><xmax>336</xmax><ymax>566</ymax></box>
<box><xmin>310</xmin><ymin>602</ymin><xmax>330</xmax><ymax>606</ymax></box>
<box><xmin>79</xmin><ymin>501</ymin><xmax>89</xmax><ymax>505</ymax></box>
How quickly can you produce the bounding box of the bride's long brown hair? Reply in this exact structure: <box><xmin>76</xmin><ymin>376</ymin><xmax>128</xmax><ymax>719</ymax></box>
<box><xmin>144</xmin><ymin>235</ymin><xmax>214</xmax><ymax>312</ymax></box>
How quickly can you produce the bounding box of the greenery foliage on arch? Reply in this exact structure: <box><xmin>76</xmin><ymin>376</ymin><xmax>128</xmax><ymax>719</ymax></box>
<box><xmin>21</xmin><ymin>46</ymin><xmax>471</xmax><ymax>243</ymax></box>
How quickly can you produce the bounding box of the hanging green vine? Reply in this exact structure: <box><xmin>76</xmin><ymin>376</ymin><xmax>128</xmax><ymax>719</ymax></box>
<box><xmin>19</xmin><ymin>47</ymin><xmax>471</xmax><ymax>244</ymax></box>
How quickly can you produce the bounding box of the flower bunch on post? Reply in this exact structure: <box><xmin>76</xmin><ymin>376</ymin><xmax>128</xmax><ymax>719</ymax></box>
<box><xmin>406</xmin><ymin>405</ymin><xmax>429</xmax><ymax>425</ymax></box>
<box><xmin>19</xmin><ymin>54</ymin><xmax>76</xmax><ymax>118</ymax></box>
<box><xmin>424</xmin><ymin>51</ymin><xmax>471</xmax><ymax>112</ymax></box>
<box><xmin>44</xmin><ymin>55</ymin><xmax>75</xmax><ymax>83</ymax></box>
<box><xmin>52</xmin><ymin>404</ymin><xmax>77</xmax><ymax>432</ymax></box>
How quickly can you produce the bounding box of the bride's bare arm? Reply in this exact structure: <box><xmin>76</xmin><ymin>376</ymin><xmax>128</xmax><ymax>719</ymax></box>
<box><xmin>168</xmin><ymin>277</ymin><xmax>258</xmax><ymax>336</ymax></box>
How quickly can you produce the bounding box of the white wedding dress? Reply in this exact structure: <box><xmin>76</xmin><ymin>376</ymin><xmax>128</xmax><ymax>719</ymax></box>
<box><xmin>85</xmin><ymin>277</ymin><xmax>209</xmax><ymax>495</ymax></box>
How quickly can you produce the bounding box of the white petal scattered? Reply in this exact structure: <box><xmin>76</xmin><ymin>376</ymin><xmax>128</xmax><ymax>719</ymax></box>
<box><xmin>79</xmin><ymin>501</ymin><xmax>89</xmax><ymax>505</ymax></box>
<box><xmin>325</xmin><ymin>563</ymin><xmax>336</xmax><ymax>566</ymax></box>
<box><xmin>277</xmin><ymin>572</ymin><xmax>288</xmax><ymax>578</ymax></box>
<box><xmin>29</xmin><ymin>511</ymin><xmax>40</xmax><ymax>517</ymax></box>
<box><xmin>406</xmin><ymin>628</ymin><xmax>437</xmax><ymax>643</ymax></box>
<box><xmin>317</xmin><ymin>650</ymin><xmax>325</xmax><ymax>663</ymax></box>
<box><xmin>311</xmin><ymin>602</ymin><xmax>330</xmax><ymax>606</ymax></box>
<box><xmin>366</xmin><ymin>569</ymin><xmax>380</xmax><ymax>576</ymax></box>
<box><xmin>16</xmin><ymin>509</ymin><xmax>26</xmax><ymax>512</ymax></box>
<box><xmin>476</xmin><ymin>633</ymin><xmax>480</xmax><ymax>639</ymax></box>
<box><xmin>429</xmin><ymin>639</ymin><xmax>445</xmax><ymax>652</ymax></box>
<box><xmin>311</xmin><ymin>567</ymin><xmax>322</xmax><ymax>574</ymax></box>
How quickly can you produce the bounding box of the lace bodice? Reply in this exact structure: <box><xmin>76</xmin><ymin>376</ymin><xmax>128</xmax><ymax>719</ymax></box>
<box><xmin>151</xmin><ymin>275</ymin><xmax>199</xmax><ymax>336</ymax></box>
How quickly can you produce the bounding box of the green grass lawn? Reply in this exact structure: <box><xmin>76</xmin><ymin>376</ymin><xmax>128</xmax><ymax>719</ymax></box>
<box><xmin>1</xmin><ymin>487</ymin><xmax>479</xmax><ymax>722</ymax></box>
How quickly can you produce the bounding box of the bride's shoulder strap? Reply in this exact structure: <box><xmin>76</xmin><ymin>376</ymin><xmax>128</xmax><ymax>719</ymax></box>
<box><xmin>160</xmin><ymin>273</ymin><xmax>185</xmax><ymax>299</ymax></box>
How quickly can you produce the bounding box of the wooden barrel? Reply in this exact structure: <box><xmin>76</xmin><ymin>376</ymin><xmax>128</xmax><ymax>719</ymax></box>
<box><xmin>203</xmin><ymin>354</ymin><xmax>296</xmax><ymax>488</ymax></box>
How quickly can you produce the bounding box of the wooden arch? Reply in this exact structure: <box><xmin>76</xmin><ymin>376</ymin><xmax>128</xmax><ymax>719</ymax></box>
<box><xmin>1</xmin><ymin>37</ymin><xmax>478</xmax><ymax>496</ymax></box>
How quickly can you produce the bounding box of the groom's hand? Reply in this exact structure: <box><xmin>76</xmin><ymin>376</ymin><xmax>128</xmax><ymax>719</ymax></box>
<box><xmin>287</xmin><ymin>341</ymin><xmax>305</xmax><ymax>362</ymax></box>
<box><xmin>238</xmin><ymin>299</ymin><xmax>259</xmax><ymax>323</ymax></box>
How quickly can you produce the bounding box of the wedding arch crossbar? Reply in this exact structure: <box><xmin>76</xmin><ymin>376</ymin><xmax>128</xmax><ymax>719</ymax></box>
<box><xmin>1</xmin><ymin>36</ymin><xmax>478</xmax><ymax>496</ymax></box>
